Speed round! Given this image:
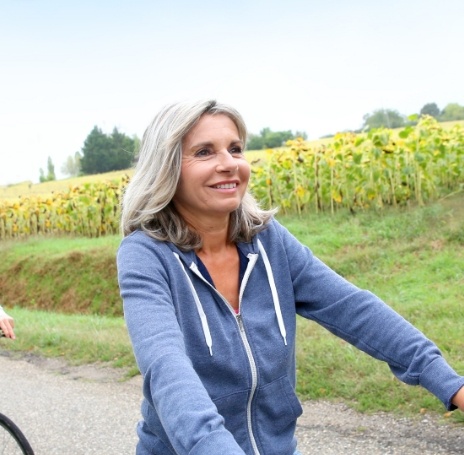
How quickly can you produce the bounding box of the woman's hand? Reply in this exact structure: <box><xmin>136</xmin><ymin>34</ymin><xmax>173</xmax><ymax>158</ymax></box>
<box><xmin>0</xmin><ymin>311</ymin><xmax>16</xmax><ymax>339</ymax></box>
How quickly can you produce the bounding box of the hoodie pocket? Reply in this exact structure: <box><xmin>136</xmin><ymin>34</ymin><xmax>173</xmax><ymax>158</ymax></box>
<box><xmin>213</xmin><ymin>390</ymin><xmax>253</xmax><ymax>453</ymax></box>
<box><xmin>255</xmin><ymin>376</ymin><xmax>303</xmax><ymax>434</ymax></box>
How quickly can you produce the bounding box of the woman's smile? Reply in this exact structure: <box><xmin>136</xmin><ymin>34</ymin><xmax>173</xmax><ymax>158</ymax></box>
<box><xmin>173</xmin><ymin>114</ymin><xmax>250</xmax><ymax>223</ymax></box>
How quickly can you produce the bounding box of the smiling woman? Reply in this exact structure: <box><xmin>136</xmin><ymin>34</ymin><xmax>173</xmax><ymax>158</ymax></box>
<box><xmin>174</xmin><ymin>114</ymin><xmax>250</xmax><ymax>227</ymax></box>
<box><xmin>173</xmin><ymin>114</ymin><xmax>253</xmax><ymax>312</ymax></box>
<box><xmin>116</xmin><ymin>99</ymin><xmax>464</xmax><ymax>455</ymax></box>
<box><xmin>119</xmin><ymin>100</ymin><xmax>272</xmax><ymax>249</ymax></box>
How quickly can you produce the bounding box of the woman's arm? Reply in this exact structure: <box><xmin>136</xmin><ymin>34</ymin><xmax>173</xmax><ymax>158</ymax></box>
<box><xmin>117</xmin><ymin>235</ymin><xmax>245</xmax><ymax>455</ymax></box>
<box><xmin>271</xmin><ymin>221</ymin><xmax>464</xmax><ymax>411</ymax></box>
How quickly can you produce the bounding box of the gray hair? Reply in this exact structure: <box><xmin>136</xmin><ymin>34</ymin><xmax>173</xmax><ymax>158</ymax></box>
<box><xmin>120</xmin><ymin>99</ymin><xmax>276</xmax><ymax>249</ymax></box>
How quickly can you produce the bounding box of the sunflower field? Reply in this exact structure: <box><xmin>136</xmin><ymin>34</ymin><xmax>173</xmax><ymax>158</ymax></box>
<box><xmin>250</xmin><ymin>116</ymin><xmax>464</xmax><ymax>214</ymax></box>
<box><xmin>1</xmin><ymin>116</ymin><xmax>463</xmax><ymax>240</ymax></box>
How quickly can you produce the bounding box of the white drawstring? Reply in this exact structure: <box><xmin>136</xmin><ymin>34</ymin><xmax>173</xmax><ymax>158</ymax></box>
<box><xmin>173</xmin><ymin>253</ymin><xmax>213</xmax><ymax>356</ymax></box>
<box><xmin>257</xmin><ymin>239</ymin><xmax>287</xmax><ymax>345</ymax></box>
<box><xmin>173</xmin><ymin>240</ymin><xmax>287</xmax><ymax>355</ymax></box>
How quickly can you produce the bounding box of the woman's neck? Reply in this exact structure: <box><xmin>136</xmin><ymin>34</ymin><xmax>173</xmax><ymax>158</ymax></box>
<box><xmin>196</xmin><ymin>227</ymin><xmax>232</xmax><ymax>256</ymax></box>
<box><xmin>183</xmin><ymin>213</ymin><xmax>232</xmax><ymax>255</ymax></box>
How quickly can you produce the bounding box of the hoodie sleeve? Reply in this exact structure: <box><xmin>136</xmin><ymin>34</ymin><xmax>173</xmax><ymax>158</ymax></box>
<box><xmin>117</xmin><ymin>233</ymin><xmax>245</xmax><ymax>455</ymax></box>
<box><xmin>270</xmin><ymin>221</ymin><xmax>464</xmax><ymax>410</ymax></box>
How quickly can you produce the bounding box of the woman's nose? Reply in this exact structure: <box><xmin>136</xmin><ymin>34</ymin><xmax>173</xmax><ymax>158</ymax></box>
<box><xmin>216</xmin><ymin>151</ymin><xmax>237</xmax><ymax>172</ymax></box>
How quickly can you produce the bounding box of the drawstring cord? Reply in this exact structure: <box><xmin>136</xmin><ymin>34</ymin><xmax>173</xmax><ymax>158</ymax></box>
<box><xmin>173</xmin><ymin>253</ymin><xmax>213</xmax><ymax>356</ymax></box>
<box><xmin>173</xmin><ymin>240</ymin><xmax>288</xmax><ymax>355</ymax></box>
<box><xmin>257</xmin><ymin>239</ymin><xmax>288</xmax><ymax>345</ymax></box>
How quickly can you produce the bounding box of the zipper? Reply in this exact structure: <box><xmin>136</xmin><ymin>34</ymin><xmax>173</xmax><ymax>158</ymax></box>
<box><xmin>189</xmin><ymin>255</ymin><xmax>261</xmax><ymax>454</ymax></box>
<box><xmin>237</xmin><ymin>253</ymin><xmax>261</xmax><ymax>454</ymax></box>
<box><xmin>236</xmin><ymin>313</ymin><xmax>261</xmax><ymax>455</ymax></box>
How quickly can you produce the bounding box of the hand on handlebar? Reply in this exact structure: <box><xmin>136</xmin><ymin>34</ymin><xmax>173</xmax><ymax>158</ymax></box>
<box><xmin>0</xmin><ymin>310</ymin><xmax>16</xmax><ymax>339</ymax></box>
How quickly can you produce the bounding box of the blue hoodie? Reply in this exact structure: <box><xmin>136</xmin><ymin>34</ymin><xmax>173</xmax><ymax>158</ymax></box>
<box><xmin>117</xmin><ymin>218</ymin><xmax>464</xmax><ymax>455</ymax></box>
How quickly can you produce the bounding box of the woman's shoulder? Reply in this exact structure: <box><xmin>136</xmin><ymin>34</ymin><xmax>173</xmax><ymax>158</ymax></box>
<box><xmin>118</xmin><ymin>230</ymin><xmax>149</xmax><ymax>250</ymax></box>
<box><xmin>256</xmin><ymin>217</ymin><xmax>290</xmax><ymax>240</ymax></box>
<box><xmin>118</xmin><ymin>230</ymin><xmax>173</xmax><ymax>259</ymax></box>
<box><xmin>118</xmin><ymin>230</ymin><xmax>194</xmax><ymax>264</ymax></box>
<box><xmin>120</xmin><ymin>229</ymin><xmax>164</xmax><ymax>246</ymax></box>
<box><xmin>254</xmin><ymin>217</ymin><xmax>309</xmax><ymax>254</ymax></box>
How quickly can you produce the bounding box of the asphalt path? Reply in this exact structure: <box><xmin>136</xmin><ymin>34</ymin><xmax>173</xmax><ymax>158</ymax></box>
<box><xmin>1</xmin><ymin>352</ymin><xmax>141</xmax><ymax>454</ymax></box>
<box><xmin>1</xmin><ymin>351</ymin><xmax>463</xmax><ymax>454</ymax></box>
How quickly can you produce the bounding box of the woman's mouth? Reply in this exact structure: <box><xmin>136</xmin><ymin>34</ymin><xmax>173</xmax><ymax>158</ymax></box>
<box><xmin>212</xmin><ymin>183</ymin><xmax>237</xmax><ymax>189</ymax></box>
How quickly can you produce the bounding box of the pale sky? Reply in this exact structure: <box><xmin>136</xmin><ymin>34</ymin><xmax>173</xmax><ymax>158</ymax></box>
<box><xmin>1</xmin><ymin>0</ymin><xmax>463</xmax><ymax>185</ymax></box>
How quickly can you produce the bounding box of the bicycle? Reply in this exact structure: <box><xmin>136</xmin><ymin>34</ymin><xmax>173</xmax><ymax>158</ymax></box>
<box><xmin>0</xmin><ymin>412</ymin><xmax>35</xmax><ymax>455</ymax></box>
<box><xmin>0</xmin><ymin>331</ymin><xmax>35</xmax><ymax>454</ymax></box>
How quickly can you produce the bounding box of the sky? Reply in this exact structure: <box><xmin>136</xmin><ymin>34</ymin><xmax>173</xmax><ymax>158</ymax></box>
<box><xmin>1</xmin><ymin>0</ymin><xmax>463</xmax><ymax>185</ymax></box>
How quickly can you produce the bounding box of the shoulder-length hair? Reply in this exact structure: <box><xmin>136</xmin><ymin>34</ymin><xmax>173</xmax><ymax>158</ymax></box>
<box><xmin>120</xmin><ymin>99</ymin><xmax>276</xmax><ymax>250</ymax></box>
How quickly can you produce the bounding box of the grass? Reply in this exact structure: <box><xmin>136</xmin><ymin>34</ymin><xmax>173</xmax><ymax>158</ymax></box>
<box><xmin>3</xmin><ymin>306</ymin><xmax>138</xmax><ymax>376</ymax></box>
<box><xmin>0</xmin><ymin>194</ymin><xmax>463</xmax><ymax>421</ymax></box>
<box><xmin>0</xmin><ymin>235</ymin><xmax>122</xmax><ymax>315</ymax></box>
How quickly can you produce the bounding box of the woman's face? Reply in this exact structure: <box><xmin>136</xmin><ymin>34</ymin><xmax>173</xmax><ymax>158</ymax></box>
<box><xmin>173</xmin><ymin>114</ymin><xmax>250</xmax><ymax>224</ymax></box>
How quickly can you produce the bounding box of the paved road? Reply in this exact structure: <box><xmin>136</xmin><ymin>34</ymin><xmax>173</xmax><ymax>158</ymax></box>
<box><xmin>1</xmin><ymin>352</ymin><xmax>141</xmax><ymax>454</ymax></box>
<box><xmin>1</xmin><ymin>351</ymin><xmax>463</xmax><ymax>454</ymax></box>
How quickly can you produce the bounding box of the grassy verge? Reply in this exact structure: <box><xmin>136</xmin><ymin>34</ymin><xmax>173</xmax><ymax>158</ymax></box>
<box><xmin>1</xmin><ymin>306</ymin><xmax>140</xmax><ymax>377</ymax></box>
<box><xmin>1</xmin><ymin>195</ymin><xmax>463</xmax><ymax>420</ymax></box>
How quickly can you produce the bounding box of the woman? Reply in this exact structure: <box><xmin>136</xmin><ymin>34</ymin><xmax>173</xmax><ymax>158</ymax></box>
<box><xmin>0</xmin><ymin>305</ymin><xmax>15</xmax><ymax>339</ymax></box>
<box><xmin>117</xmin><ymin>99</ymin><xmax>464</xmax><ymax>455</ymax></box>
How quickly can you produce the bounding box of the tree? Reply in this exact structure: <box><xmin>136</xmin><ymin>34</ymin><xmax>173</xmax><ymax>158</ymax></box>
<box><xmin>79</xmin><ymin>126</ymin><xmax>137</xmax><ymax>175</ymax></box>
<box><xmin>438</xmin><ymin>103</ymin><xmax>464</xmax><ymax>121</ymax></box>
<box><xmin>362</xmin><ymin>109</ymin><xmax>405</xmax><ymax>130</ymax></box>
<box><xmin>39</xmin><ymin>156</ymin><xmax>56</xmax><ymax>182</ymax></box>
<box><xmin>61</xmin><ymin>152</ymin><xmax>81</xmax><ymax>177</ymax></box>
<box><xmin>420</xmin><ymin>103</ymin><xmax>440</xmax><ymax>118</ymax></box>
<box><xmin>294</xmin><ymin>131</ymin><xmax>308</xmax><ymax>140</ymax></box>
<box><xmin>109</xmin><ymin>127</ymin><xmax>137</xmax><ymax>170</ymax></box>
<box><xmin>246</xmin><ymin>127</ymin><xmax>307</xmax><ymax>150</ymax></box>
<box><xmin>79</xmin><ymin>126</ymin><xmax>110</xmax><ymax>175</ymax></box>
<box><xmin>247</xmin><ymin>133</ymin><xmax>264</xmax><ymax>150</ymax></box>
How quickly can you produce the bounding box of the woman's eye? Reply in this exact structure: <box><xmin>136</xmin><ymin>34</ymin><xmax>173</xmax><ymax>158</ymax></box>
<box><xmin>230</xmin><ymin>146</ymin><xmax>243</xmax><ymax>155</ymax></box>
<box><xmin>194</xmin><ymin>148</ymin><xmax>211</xmax><ymax>157</ymax></box>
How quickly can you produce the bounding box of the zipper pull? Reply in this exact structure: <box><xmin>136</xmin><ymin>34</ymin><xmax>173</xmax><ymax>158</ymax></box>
<box><xmin>236</xmin><ymin>314</ymin><xmax>244</xmax><ymax>331</ymax></box>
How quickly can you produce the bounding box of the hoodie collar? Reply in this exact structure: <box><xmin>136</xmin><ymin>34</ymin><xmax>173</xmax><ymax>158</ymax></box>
<box><xmin>171</xmin><ymin>237</ymin><xmax>287</xmax><ymax>355</ymax></box>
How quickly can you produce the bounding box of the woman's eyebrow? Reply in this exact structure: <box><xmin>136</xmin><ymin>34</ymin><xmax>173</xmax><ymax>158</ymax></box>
<box><xmin>189</xmin><ymin>139</ymin><xmax>243</xmax><ymax>150</ymax></box>
<box><xmin>189</xmin><ymin>141</ymin><xmax>214</xmax><ymax>149</ymax></box>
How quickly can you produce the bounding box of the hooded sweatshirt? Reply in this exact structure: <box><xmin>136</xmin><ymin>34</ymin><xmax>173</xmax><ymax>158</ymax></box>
<box><xmin>117</xmin><ymin>218</ymin><xmax>464</xmax><ymax>455</ymax></box>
